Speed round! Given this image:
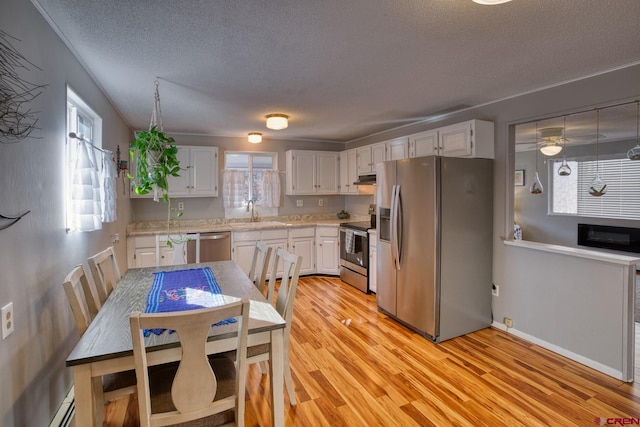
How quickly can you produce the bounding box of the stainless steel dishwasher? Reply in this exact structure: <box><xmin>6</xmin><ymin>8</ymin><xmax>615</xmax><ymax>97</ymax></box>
<box><xmin>187</xmin><ymin>231</ymin><xmax>231</xmax><ymax>263</ymax></box>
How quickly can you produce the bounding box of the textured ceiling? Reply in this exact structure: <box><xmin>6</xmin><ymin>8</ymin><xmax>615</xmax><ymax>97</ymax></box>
<box><xmin>31</xmin><ymin>0</ymin><xmax>640</xmax><ymax>143</ymax></box>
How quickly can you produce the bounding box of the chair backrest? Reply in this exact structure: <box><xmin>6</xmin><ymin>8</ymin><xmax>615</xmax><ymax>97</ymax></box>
<box><xmin>266</xmin><ymin>248</ymin><xmax>302</xmax><ymax>326</ymax></box>
<box><xmin>248</xmin><ymin>241</ymin><xmax>272</xmax><ymax>294</ymax></box>
<box><xmin>130</xmin><ymin>299</ymin><xmax>250</xmax><ymax>427</ymax></box>
<box><xmin>63</xmin><ymin>264</ymin><xmax>101</xmax><ymax>336</ymax></box>
<box><xmin>88</xmin><ymin>246</ymin><xmax>121</xmax><ymax>304</ymax></box>
<box><xmin>155</xmin><ymin>234</ymin><xmax>199</xmax><ymax>266</ymax></box>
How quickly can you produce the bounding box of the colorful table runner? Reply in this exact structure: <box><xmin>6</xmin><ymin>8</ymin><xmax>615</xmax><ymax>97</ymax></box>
<box><xmin>144</xmin><ymin>267</ymin><xmax>236</xmax><ymax>336</ymax></box>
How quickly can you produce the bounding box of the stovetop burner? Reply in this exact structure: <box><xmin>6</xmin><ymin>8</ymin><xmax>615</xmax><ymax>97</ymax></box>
<box><xmin>340</xmin><ymin>221</ymin><xmax>373</xmax><ymax>232</ymax></box>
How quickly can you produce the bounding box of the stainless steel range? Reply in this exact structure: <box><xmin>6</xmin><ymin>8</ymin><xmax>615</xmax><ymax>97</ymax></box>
<box><xmin>339</xmin><ymin>221</ymin><xmax>371</xmax><ymax>293</ymax></box>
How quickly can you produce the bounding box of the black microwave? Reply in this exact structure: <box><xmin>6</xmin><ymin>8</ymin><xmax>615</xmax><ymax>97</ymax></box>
<box><xmin>577</xmin><ymin>223</ymin><xmax>640</xmax><ymax>253</ymax></box>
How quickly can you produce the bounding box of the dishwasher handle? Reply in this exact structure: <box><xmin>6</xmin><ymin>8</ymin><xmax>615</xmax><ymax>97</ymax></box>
<box><xmin>199</xmin><ymin>233</ymin><xmax>230</xmax><ymax>240</ymax></box>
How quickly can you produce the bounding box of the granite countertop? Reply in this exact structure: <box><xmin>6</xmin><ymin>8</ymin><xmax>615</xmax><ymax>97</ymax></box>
<box><xmin>127</xmin><ymin>214</ymin><xmax>369</xmax><ymax>236</ymax></box>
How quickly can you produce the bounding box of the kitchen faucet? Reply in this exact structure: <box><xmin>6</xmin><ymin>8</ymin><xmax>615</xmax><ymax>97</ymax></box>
<box><xmin>246</xmin><ymin>199</ymin><xmax>257</xmax><ymax>222</ymax></box>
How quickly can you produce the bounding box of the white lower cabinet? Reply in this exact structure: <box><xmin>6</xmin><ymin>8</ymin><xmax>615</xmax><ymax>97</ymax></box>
<box><xmin>128</xmin><ymin>236</ymin><xmax>157</xmax><ymax>268</ymax></box>
<box><xmin>316</xmin><ymin>226</ymin><xmax>339</xmax><ymax>275</ymax></box>
<box><xmin>232</xmin><ymin>229</ymin><xmax>289</xmax><ymax>278</ymax></box>
<box><xmin>289</xmin><ymin>227</ymin><xmax>315</xmax><ymax>276</ymax></box>
<box><xmin>368</xmin><ymin>231</ymin><xmax>377</xmax><ymax>293</ymax></box>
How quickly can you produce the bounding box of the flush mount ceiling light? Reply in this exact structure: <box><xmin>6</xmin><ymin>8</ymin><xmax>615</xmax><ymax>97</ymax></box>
<box><xmin>265</xmin><ymin>114</ymin><xmax>288</xmax><ymax>130</ymax></box>
<box><xmin>472</xmin><ymin>0</ymin><xmax>513</xmax><ymax>4</ymax></box>
<box><xmin>539</xmin><ymin>127</ymin><xmax>564</xmax><ymax>156</ymax></box>
<box><xmin>248</xmin><ymin>132</ymin><xmax>262</xmax><ymax>144</ymax></box>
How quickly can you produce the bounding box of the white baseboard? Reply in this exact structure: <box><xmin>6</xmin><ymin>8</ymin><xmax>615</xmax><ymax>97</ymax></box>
<box><xmin>491</xmin><ymin>322</ymin><xmax>627</xmax><ymax>381</ymax></box>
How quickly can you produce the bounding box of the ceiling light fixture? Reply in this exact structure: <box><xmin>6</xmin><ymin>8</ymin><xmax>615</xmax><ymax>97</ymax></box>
<box><xmin>248</xmin><ymin>132</ymin><xmax>262</xmax><ymax>144</ymax></box>
<box><xmin>539</xmin><ymin>127</ymin><xmax>564</xmax><ymax>156</ymax></box>
<box><xmin>472</xmin><ymin>0</ymin><xmax>513</xmax><ymax>4</ymax></box>
<box><xmin>265</xmin><ymin>114</ymin><xmax>288</xmax><ymax>130</ymax></box>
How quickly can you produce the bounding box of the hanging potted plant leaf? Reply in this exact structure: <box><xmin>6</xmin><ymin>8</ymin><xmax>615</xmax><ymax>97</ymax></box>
<box><xmin>127</xmin><ymin>80</ymin><xmax>185</xmax><ymax>247</ymax></box>
<box><xmin>128</xmin><ymin>125</ymin><xmax>180</xmax><ymax>201</ymax></box>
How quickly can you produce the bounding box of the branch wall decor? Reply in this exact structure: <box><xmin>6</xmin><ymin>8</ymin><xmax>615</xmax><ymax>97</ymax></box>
<box><xmin>0</xmin><ymin>29</ymin><xmax>48</xmax><ymax>144</ymax></box>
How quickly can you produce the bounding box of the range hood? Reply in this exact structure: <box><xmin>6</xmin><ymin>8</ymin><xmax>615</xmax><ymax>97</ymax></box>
<box><xmin>354</xmin><ymin>174</ymin><xmax>376</xmax><ymax>185</ymax></box>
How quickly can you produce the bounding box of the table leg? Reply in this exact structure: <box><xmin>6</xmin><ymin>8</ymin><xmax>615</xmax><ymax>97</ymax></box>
<box><xmin>270</xmin><ymin>329</ymin><xmax>284</xmax><ymax>427</ymax></box>
<box><xmin>73</xmin><ymin>364</ymin><xmax>95</xmax><ymax>426</ymax></box>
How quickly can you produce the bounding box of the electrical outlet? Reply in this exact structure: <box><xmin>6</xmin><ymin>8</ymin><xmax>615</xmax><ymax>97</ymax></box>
<box><xmin>504</xmin><ymin>317</ymin><xmax>513</xmax><ymax>328</ymax></box>
<box><xmin>296</xmin><ymin>200</ymin><xmax>303</xmax><ymax>207</ymax></box>
<box><xmin>492</xmin><ymin>283</ymin><xmax>499</xmax><ymax>297</ymax></box>
<box><xmin>2</xmin><ymin>302</ymin><xmax>14</xmax><ymax>339</ymax></box>
<box><xmin>111</xmin><ymin>233</ymin><xmax>120</xmax><ymax>244</ymax></box>
<box><xmin>178</xmin><ymin>202</ymin><xmax>184</xmax><ymax>211</ymax></box>
<box><xmin>318</xmin><ymin>199</ymin><xmax>324</xmax><ymax>207</ymax></box>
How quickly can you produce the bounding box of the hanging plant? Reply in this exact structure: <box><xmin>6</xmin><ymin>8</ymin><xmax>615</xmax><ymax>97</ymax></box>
<box><xmin>127</xmin><ymin>80</ymin><xmax>185</xmax><ymax>247</ymax></box>
<box><xmin>128</xmin><ymin>125</ymin><xmax>180</xmax><ymax>200</ymax></box>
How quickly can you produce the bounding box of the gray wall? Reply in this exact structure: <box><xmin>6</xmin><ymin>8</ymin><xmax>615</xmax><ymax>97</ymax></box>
<box><xmin>515</xmin><ymin>139</ymin><xmax>640</xmax><ymax>245</ymax></box>
<box><xmin>130</xmin><ymin>133</ymin><xmax>374</xmax><ymax>221</ymax></box>
<box><xmin>346</xmin><ymin>63</ymin><xmax>640</xmax><ymax>346</ymax></box>
<box><xmin>0</xmin><ymin>1</ymin><xmax>133</xmax><ymax>425</ymax></box>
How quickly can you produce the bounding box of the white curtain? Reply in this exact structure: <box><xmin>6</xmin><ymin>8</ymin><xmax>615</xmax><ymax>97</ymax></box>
<box><xmin>71</xmin><ymin>141</ymin><xmax>102</xmax><ymax>231</ymax></box>
<box><xmin>222</xmin><ymin>169</ymin><xmax>248</xmax><ymax>208</ymax></box>
<box><xmin>102</xmin><ymin>150</ymin><xmax>117</xmax><ymax>222</ymax></box>
<box><xmin>261</xmin><ymin>169</ymin><xmax>281</xmax><ymax>208</ymax></box>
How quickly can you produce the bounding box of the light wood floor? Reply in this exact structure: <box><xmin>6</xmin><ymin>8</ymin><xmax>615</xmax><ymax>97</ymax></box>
<box><xmin>103</xmin><ymin>276</ymin><xmax>640</xmax><ymax>426</ymax></box>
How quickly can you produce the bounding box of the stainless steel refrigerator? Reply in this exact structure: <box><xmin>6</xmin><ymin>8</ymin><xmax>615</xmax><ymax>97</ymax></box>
<box><xmin>376</xmin><ymin>156</ymin><xmax>493</xmax><ymax>343</ymax></box>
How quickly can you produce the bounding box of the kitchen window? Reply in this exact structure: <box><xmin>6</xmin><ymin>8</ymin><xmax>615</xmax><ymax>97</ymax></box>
<box><xmin>223</xmin><ymin>151</ymin><xmax>279</xmax><ymax>218</ymax></box>
<box><xmin>65</xmin><ymin>86</ymin><xmax>108</xmax><ymax>232</ymax></box>
<box><xmin>550</xmin><ymin>156</ymin><xmax>640</xmax><ymax>219</ymax></box>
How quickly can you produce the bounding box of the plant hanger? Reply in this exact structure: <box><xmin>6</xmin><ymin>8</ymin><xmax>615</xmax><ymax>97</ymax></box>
<box><xmin>0</xmin><ymin>210</ymin><xmax>31</xmax><ymax>231</ymax></box>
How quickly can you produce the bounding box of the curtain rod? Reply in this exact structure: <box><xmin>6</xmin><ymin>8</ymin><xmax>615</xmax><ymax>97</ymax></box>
<box><xmin>68</xmin><ymin>132</ymin><xmax>112</xmax><ymax>154</ymax></box>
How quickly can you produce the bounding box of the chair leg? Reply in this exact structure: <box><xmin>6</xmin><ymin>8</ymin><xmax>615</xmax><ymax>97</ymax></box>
<box><xmin>283</xmin><ymin>351</ymin><xmax>296</xmax><ymax>406</ymax></box>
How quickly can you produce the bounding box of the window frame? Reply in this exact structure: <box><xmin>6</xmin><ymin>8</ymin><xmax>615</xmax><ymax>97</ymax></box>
<box><xmin>224</xmin><ymin>151</ymin><xmax>278</xmax><ymax>205</ymax></box>
<box><xmin>65</xmin><ymin>86</ymin><xmax>103</xmax><ymax>233</ymax></box>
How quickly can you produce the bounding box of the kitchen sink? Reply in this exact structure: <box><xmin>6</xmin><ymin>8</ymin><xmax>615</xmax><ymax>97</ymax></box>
<box><xmin>228</xmin><ymin>221</ymin><xmax>289</xmax><ymax>229</ymax></box>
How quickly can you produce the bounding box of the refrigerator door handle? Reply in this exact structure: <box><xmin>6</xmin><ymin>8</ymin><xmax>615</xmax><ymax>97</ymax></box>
<box><xmin>390</xmin><ymin>185</ymin><xmax>397</xmax><ymax>270</ymax></box>
<box><xmin>396</xmin><ymin>185</ymin><xmax>402</xmax><ymax>269</ymax></box>
<box><xmin>391</xmin><ymin>185</ymin><xmax>401</xmax><ymax>270</ymax></box>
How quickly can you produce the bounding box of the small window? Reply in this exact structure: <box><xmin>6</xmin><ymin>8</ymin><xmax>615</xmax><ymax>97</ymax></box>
<box><xmin>224</xmin><ymin>152</ymin><xmax>277</xmax><ymax>204</ymax></box>
<box><xmin>550</xmin><ymin>156</ymin><xmax>640</xmax><ymax>219</ymax></box>
<box><xmin>223</xmin><ymin>151</ymin><xmax>278</xmax><ymax>218</ymax></box>
<box><xmin>66</xmin><ymin>87</ymin><xmax>105</xmax><ymax>232</ymax></box>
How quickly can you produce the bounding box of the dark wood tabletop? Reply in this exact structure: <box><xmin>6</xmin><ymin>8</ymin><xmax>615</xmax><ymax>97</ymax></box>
<box><xmin>66</xmin><ymin>260</ymin><xmax>286</xmax><ymax>366</ymax></box>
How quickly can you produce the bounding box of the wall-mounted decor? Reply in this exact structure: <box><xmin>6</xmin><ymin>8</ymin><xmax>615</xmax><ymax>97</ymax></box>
<box><xmin>514</xmin><ymin>169</ymin><xmax>525</xmax><ymax>186</ymax></box>
<box><xmin>0</xmin><ymin>29</ymin><xmax>48</xmax><ymax>144</ymax></box>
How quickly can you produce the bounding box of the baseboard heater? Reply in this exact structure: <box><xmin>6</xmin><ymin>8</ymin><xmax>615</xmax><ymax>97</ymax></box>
<box><xmin>49</xmin><ymin>387</ymin><xmax>74</xmax><ymax>427</ymax></box>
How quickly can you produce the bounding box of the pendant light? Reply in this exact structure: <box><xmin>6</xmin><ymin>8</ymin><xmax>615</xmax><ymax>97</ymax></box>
<box><xmin>627</xmin><ymin>101</ymin><xmax>640</xmax><ymax>160</ymax></box>
<box><xmin>588</xmin><ymin>109</ymin><xmax>607</xmax><ymax>197</ymax></box>
<box><xmin>530</xmin><ymin>121</ymin><xmax>544</xmax><ymax>194</ymax></box>
<box><xmin>557</xmin><ymin>116</ymin><xmax>572</xmax><ymax>176</ymax></box>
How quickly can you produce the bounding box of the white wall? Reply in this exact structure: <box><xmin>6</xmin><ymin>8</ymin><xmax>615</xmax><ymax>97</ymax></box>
<box><xmin>0</xmin><ymin>1</ymin><xmax>133</xmax><ymax>425</ymax></box>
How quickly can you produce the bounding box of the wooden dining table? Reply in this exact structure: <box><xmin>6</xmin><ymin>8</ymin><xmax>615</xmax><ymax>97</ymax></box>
<box><xmin>66</xmin><ymin>260</ymin><xmax>287</xmax><ymax>427</ymax></box>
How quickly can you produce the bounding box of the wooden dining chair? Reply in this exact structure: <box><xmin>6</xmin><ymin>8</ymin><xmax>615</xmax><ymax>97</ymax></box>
<box><xmin>247</xmin><ymin>241</ymin><xmax>272</xmax><ymax>294</ymax></box>
<box><xmin>130</xmin><ymin>299</ymin><xmax>250</xmax><ymax>427</ymax></box>
<box><xmin>62</xmin><ymin>264</ymin><xmax>101</xmax><ymax>336</ymax></box>
<box><xmin>88</xmin><ymin>246</ymin><xmax>121</xmax><ymax>305</ymax></box>
<box><xmin>62</xmin><ymin>264</ymin><xmax>137</xmax><ymax>425</ymax></box>
<box><xmin>256</xmin><ymin>247</ymin><xmax>303</xmax><ymax>406</ymax></box>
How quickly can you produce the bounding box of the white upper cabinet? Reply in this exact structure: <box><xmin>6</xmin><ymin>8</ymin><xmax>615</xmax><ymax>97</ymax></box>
<box><xmin>437</xmin><ymin>120</ymin><xmax>494</xmax><ymax>159</ymax></box>
<box><xmin>387</xmin><ymin>137</ymin><xmax>409</xmax><ymax>160</ymax></box>
<box><xmin>169</xmin><ymin>146</ymin><xmax>218</xmax><ymax>197</ymax></box>
<box><xmin>357</xmin><ymin>141</ymin><xmax>387</xmax><ymax>175</ymax></box>
<box><xmin>409</xmin><ymin>129</ymin><xmax>438</xmax><ymax>158</ymax></box>
<box><xmin>286</xmin><ymin>150</ymin><xmax>339</xmax><ymax>195</ymax></box>
<box><xmin>131</xmin><ymin>145</ymin><xmax>218</xmax><ymax>198</ymax></box>
<box><xmin>339</xmin><ymin>149</ymin><xmax>359</xmax><ymax>194</ymax></box>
